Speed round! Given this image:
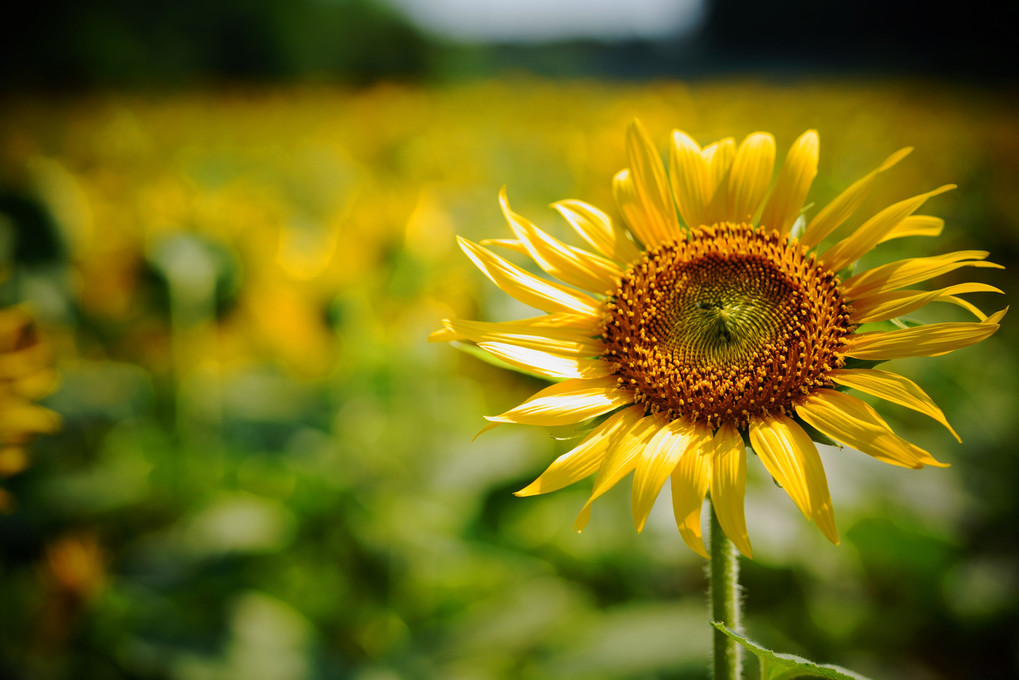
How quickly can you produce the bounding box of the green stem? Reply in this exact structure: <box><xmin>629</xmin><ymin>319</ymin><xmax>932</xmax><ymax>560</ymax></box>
<box><xmin>710</xmin><ymin>500</ymin><xmax>742</xmax><ymax>680</ymax></box>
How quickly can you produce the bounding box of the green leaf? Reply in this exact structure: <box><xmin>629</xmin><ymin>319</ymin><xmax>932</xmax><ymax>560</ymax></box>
<box><xmin>711</xmin><ymin>623</ymin><xmax>876</xmax><ymax>680</ymax></box>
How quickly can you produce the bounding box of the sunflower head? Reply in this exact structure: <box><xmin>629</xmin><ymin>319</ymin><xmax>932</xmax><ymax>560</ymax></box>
<box><xmin>433</xmin><ymin>121</ymin><xmax>1005</xmax><ymax>558</ymax></box>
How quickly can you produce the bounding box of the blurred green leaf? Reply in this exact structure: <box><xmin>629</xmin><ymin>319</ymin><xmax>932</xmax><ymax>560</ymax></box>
<box><xmin>712</xmin><ymin>623</ymin><xmax>873</xmax><ymax>680</ymax></box>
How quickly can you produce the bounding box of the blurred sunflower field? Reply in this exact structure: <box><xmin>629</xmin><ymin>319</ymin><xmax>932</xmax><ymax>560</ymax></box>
<box><xmin>1</xmin><ymin>78</ymin><xmax>1018</xmax><ymax>679</ymax></box>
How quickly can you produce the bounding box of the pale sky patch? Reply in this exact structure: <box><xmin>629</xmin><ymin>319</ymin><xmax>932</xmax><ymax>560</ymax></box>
<box><xmin>386</xmin><ymin>0</ymin><xmax>706</xmax><ymax>42</ymax></box>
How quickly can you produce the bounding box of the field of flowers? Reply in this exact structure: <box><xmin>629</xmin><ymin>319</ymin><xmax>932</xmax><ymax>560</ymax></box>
<box><xmin>0</xmin><ymin>78</ymin><xmax>1017</xmax><ymax>679</ymax></box>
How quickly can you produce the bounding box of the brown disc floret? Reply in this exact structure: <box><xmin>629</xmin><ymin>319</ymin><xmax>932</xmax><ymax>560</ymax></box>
<box><xmin>602</xmin><ymin>223</ymin><xmax>853</xmax><ymax>430</ymax></box>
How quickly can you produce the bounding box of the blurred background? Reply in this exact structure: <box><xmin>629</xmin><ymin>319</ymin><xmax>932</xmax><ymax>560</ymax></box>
<box><xmin>1</xmin><ymin>1</ymin><xmax>1018</xmax><ymax>678</ymax></box>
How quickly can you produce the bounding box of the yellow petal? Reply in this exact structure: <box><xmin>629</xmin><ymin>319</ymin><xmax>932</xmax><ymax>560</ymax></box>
<box><xmin>760</xmin><ymin>130</ymin><xmax>819</xmax><ymax>236</ymax></box>
<box><xmin>821</xmin><ymin>185</ymin><xmax>955</xmax><ymax>273</ymax></box>
<box><xmin>516</xmin><ymin>406</ymin><xmax>644</xmax><ymax>496</ymax></box>
<box><xmin>800</xmin><ymin>147</ymin><xmax>913</xmax><ymax>249</ymax></box>
<box><xmin>477</xmin><ymin>342</ymin><xmax>612</xmax><ymax>380</ymax></box>
<box><xmin>724</xmin><ymin>132</ymin><xmax>776</xmax><ymax>223</ymax></box>
<box><xmin>437</xmin><ymin>313</ymin><xmax>603</xmax><ymax>343</ymax></box>
<box><xmin>706</xmin><ymin>423</ymin><xmax>752</xmax><ymax>558</ymax></box>
<box><xmin>829</xmin><ymin>368</ymin><xmax>960</xmax><ymax>442</ymax></box>
<box><xmin>613</xmin><ymin>169</ymin><xmax>659</xmax><ymax>249</ymax></box>
<box><xmin>939</xmin><ymin>294</ymin><xmax>991</xmax><ymax>321</ymax></box>
<box><xmin>670</xmin><ymin>429</ymin><xmax>714</xmax><ymax>558</ymax></box>
<box><xmin>668</xmin><ymin>130</ymin><xmax>711</xmax><ymax>229</ymax></box>
<box><xmin>851</xmin><ymin>282</ymin><xmax>1003</xmax><ymax>323</ymax></box>
<box><xmin>632</xmin><ymin>418</ymin><xmax>703</xmax><ymax>532</ymax></box>
<box><xmin>439</xmin><ymin>317</ymin><xmax>603</xmax><ymax>356</ymax></box>
<box><xmin>0</xmin><ymin>343</ymin><xmax>50</xmax><ymax>380</ymax></box>
<box><xmin>702</xmin><ymin>137</ymin><xmax>736</xmax><ymax>194</ymax></box>
<box><xmin>479</xmin><ymin>238</ymin><xmax>528</xmax><ymax>255</ymax></box>
<box><xmin>0</xmin><ymin>402</ymin><xmax>61</xmax><ymax>437</ymax></box>
<box><xmin>796</xmin><ymin>389</ymin><xmax>946</xmax><ymax>469</ymax></box>
<box><xmin>458</xmin><ymin>237</ymin><xmax>599</xmax><ymax>315</ymax></box>
<box><xmin>878</xmin><ymin>215</ymin><xmax>944</xmax><ymax>243</ymax></box>
<box><xmin>626</xmin><ymin>120</ymin><xmax>680</xmax><ymax>244</ymax></box>
<box><xmin>575</xmin><ymin>413</ymin><xmax>663</xmax><ymax>531</ymax></box>
<box><xmin>844</xmin><ymin>308</ymin><xmax>1006</xmax><ymax>360</ymax></box>
<box><xmin>487</xmin><ymin>376</ymin><xmax>630</xmax><ymax>427</ymax></box>
<box><xmin>499</xmin><ymin>189</ymin><xmax>622</xmax><ymax>294</ymax></box>
<box><xmin>553</xmin><ymin>199</ymin><xmax>641</xmax><ymax>264</ymax></box>
<box><xmin>749</xmin><ymin>414</ymin><xmax>838</xmax><ymax>544</ymax></box>
<box><xmin>844</xmin><ymin>250</ymin><xmax>1002</xmax><ymax>300</ymax></box>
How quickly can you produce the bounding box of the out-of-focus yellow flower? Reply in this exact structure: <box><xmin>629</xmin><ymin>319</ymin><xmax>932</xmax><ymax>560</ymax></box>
<box><xmin>35</xmin><ymin>532</ymin><xmax>106</xmax><ymax>646</ymax></box>
<box><xmin>434</xmin><ymin>122</ymin><xmax>1006</xmax><ymax>558</ymax></box>
<box><xmin>44</xmin><ymin>532</ymin><xmax>106</xmax><ymax>601</ymax></box>
<box><xmin>0</xmin><ymin>307</ymin><xmax>60</xmax><ymax>511</ymax></box>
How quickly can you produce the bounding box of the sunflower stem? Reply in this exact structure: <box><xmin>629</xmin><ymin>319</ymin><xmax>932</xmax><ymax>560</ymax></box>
<box><xmin>709</xmin><ymin>500</ymin><xmax>742</xmax><ymax>680</ymax></box>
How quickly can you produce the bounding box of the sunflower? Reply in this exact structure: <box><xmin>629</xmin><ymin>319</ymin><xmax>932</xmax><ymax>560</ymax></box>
<box><xmin>431</xmin><ymin>122</ymin><xmax>1006</xmax><ymax>558</ymax></box>
<box><xmin>0</xmin><ymin>306</ymin><xmax>61</xmax><ymax>511</ymax></box>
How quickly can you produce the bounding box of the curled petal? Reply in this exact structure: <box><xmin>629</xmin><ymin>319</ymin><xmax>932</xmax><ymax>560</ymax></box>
<box><xmin>749</xmin><ymin>414</ymin><xmax>838</xmax><ymax>545</ymax></box>
<box><xmin>760</xmin><ymin>130</ymin><xmax>819</xmax><ymax>236</ymax></box>
<box><xmin>477</xmin><ymin>342</ymin><xmax>612</xmax><ymax>380</ymax></box>
<box><xmin>843</xmin><ymin>249</ymin><xmax>1002</xmax><ymax>300</ymax></box>
<box><xmin>516</xmin><ymin>406</ymin><xmax>644</xmax><ymax>497</ymax></box>
<box><xmin>796</xmin><ymin>389</ymin><xmax>946</xmax><ymax>469</ymax></box>
<box><xmin>706</xmin><ymin>423</ymin><xmax>752</xmax><ymax>558</ymax></box>
<box><xmin>800</xmin><ymin>146</ymin><xmax>912</xmax><ymax>249</ymax></box>
<box><xmin>828</xmin><ymin>368</ymin><xmax>960</xmax><ymax>442</ymax></box>
<box><xmin>487</xmin><ymin>376</ymin><xmax>631</xmax><ymax>427</ymax></box>
<box><xmin>844</xmin><ymin>308</ymin><xmax>1006</xmax><ymax>360</ymax></box>
<box><xmin>575</xmin><ymin>414</ymin><xmax>664</xmax><ymax>531</ymax></box>
<box><xmin>822</xmin><ymin>185</ymin><xmax>954</xmax><ymax>273</ymax></box>
<box><xmin>458</xmin><ymin>237</ymin><xmax>599</xmax><ymax>315</ymax></box>
<box><xmin>631</xmin><ymin>418</ymin><xmax>703</xmax><ymax>532</ymax></box>
<box><xmin>626</xmin><ymin>119</ymin><xmax>681</xmax><ymax>244</ymax></box>
<box><xmin>553</xmin><ymin>199</ymin><xmax>641</xmax><ymax>264</ymax></box>
<box><xmin>670</xmin><ymin>433</ymin><xmax>713</xmax><ymax>558</ymax></box>
<box><xmin>878</xmin><ymin>214</ymin><xmax>944</xmax><ymax>243</ymax></box>
<box><xmin>851</xmin><ymin>282</ymin><xmax>1002</xmax><ymax>323</ymax></box>
<box><xmin>500</xmin><ymin>189</ymin><xmax>622</xmax><ymax>294</ymax></box>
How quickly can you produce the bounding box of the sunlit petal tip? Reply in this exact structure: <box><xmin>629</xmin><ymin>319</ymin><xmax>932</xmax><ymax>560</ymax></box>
<box><xmin>988</xmin><ymin>306</ymin><xmax>1009</xmax><ymax>324</ymax></box>
<box><xmin>671</xmin><ymin>128</ymin><xmax>701</xmax><ymax>150</ymax></box>
<box><xmin>427</xmin><ymin>325</ymin><xmax>455</xmax><ymax>343</ymax></box>
<box><xmin>880</xmin><ymin>146</ymin><xmax>914</xmax><ymax>171</ymax></box>
<box><xmin>731</xmin><ymin>535</ymin><xmax>753</xmax><ymax>559</ymax></box>
<box><xmin>478</xmin><ymin>238</ymin><xmax>525</xmax><ymax>253</ymax></box>
<box><xmin>574</xmin><ymin>505</ymin><xmax>592</xmax><ymax>533</ymax></box>
<box><xmin>472</xmin><ymin>421</ymin><xmax>501</xmax><ymax>441</ymax></box>
<box><xmin>681</xmin><ymin>530</ymin><xmax>710</xmax><ymax>559</ymax></box>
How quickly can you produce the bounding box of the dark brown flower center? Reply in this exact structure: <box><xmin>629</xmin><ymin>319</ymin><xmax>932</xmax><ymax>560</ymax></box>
<box><xmin>601</xmin><ymin>223</ymin><xmax>852</xmax><ymax>430</ymax></box>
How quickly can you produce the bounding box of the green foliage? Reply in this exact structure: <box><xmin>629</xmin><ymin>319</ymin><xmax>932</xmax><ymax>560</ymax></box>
<box><xmin>712</xmin><ymin>623</ymin><xmax>873</xmax><ymax>680</ymax></box>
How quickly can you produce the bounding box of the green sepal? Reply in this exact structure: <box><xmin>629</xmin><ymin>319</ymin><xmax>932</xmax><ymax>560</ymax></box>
<box><xmin>794</xmin><ymin>415</ymin><xmax>841</xmax><ymax>449</ymax></box>
<box><xmin>840</xmin><ymin>357</ymin><xmax>886</xmax><ymax>370</ymax></box>
<box><xmin>449</xmin><ymin>341</ymin><xmax>564</xmax><ymax>383</ymax></box>
<box><xmin>547</xmin><ymin>411</ymin><xmax>611</xmax><ymax>441</ymax></box>
<box><xmin>711</xmin><ymin>623</ymin><xmax>875</xmax><ymax>680</ymax></box>
<box><xmin>854</xmin><ymin>317</ymin><xmax>923</xmax><ymax>334</ymax></box>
